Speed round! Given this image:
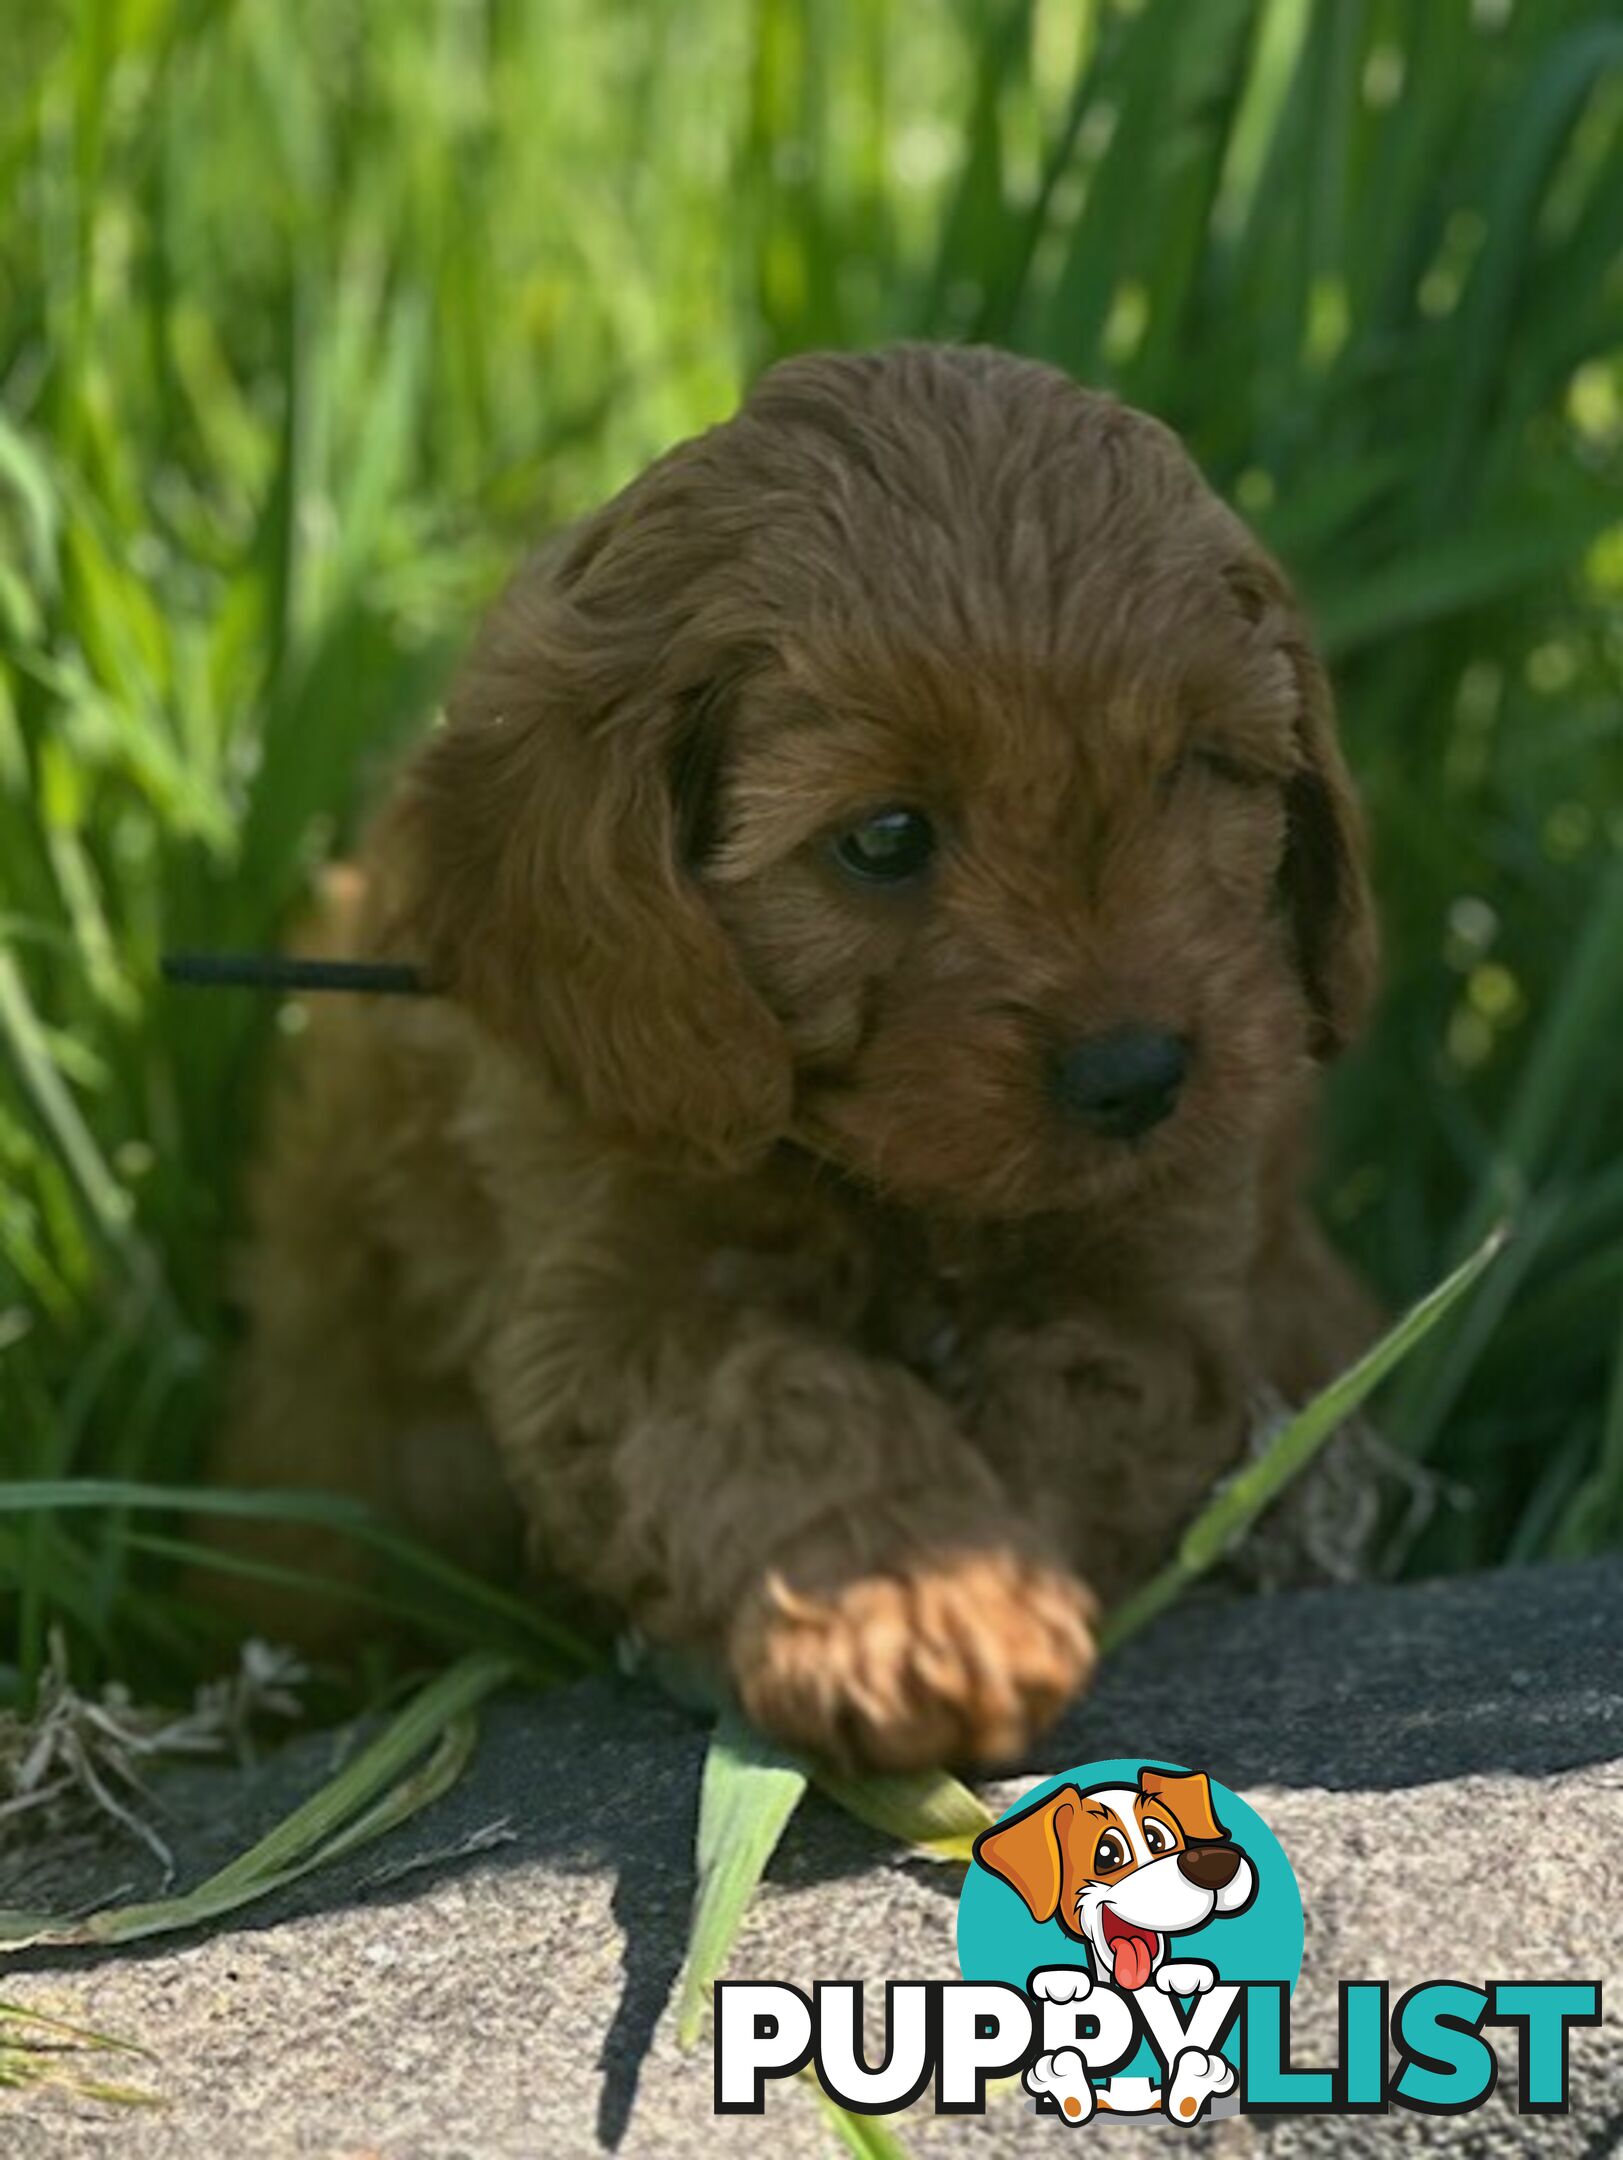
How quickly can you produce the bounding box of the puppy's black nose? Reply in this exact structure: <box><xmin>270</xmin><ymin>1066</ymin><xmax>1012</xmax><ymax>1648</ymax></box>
<box><xmin>1177</xmin><ymin>1843</ymin><xmax>1242</xmax><ymax>1890</ymax></box>
<box><xmin>1053</xmin><ymin>1027</ymin><xmax>1187</xmax><ymax>1139</ymax></box>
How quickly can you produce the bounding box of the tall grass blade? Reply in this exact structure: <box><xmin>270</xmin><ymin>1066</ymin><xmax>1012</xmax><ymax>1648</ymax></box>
<box><xmin>1101</xmin><ymin>1226</ymin><xmax>1509</xmax><ymax>1651</ymax></box>
<box><xmin>0</xmin><ymin>1480</ymin><xmax>602</xmax><ymax>1672</ymax></box>
<box><xmin>1385</xmin><ymin>859</ymin><xmax>1623</xmax><ymax>1458</ymax></box>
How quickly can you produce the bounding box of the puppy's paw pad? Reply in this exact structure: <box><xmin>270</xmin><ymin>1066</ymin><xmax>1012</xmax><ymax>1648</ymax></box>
<box><xmin>1032</xmin><ymin>1965</ymin><xmax>1094</xmax><ymax>2004</ymax></box>
<box><xmin>730</xmin><ymin>1546</ymin><xmax>1096</xmax><ymax>1770</ymax></box>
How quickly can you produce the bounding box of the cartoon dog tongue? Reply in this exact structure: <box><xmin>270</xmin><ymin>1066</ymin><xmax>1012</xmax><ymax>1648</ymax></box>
<box><xmin>1104</xmin><ymin>1914</ymin><xmax>1158</xmax><ymax>1990</ymax></box>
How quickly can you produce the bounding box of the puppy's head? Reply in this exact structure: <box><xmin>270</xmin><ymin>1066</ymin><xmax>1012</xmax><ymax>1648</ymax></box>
<box><xmin>395</xmin><ymin>345</ymin><xmax>1374</xmax><ymax>1200</ymax></box>
<box><xmin>974</xmin><ymin>1767</ymin><xmax>1255</xmax><ymax>1986</ymax></box>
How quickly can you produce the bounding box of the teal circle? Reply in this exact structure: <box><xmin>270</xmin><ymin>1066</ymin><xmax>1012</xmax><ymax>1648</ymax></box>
<box><xmin>956</xmin><ymin>1760</ymin><xmax>1303</xmax><ymax>2085</ymax></box>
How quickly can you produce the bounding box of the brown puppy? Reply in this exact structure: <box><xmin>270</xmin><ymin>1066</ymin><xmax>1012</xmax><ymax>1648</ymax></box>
<box><xmin>218</xmin><ymin>344</ymin><xmax>1378</xmax><ymax>1769</ymax></box>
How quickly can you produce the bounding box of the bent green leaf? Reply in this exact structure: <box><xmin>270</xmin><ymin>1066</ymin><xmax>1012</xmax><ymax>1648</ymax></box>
<box><xmin>812</xmin><ymin>1764</ymin><xmax>993</xmax><ymax>1864</ymax></box>
<box><xmin>675</xmin><ymin>1707</ymin><xmax>809</xmax><ymax>2050</ymax></box>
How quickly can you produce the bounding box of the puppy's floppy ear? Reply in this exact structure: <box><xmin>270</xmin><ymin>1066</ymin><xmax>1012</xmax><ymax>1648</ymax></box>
<box><xmin>1278</xmin><ymin>623</ymin><xmax>1378</xmax><ymax>1059</ymax></box>
<box><xmin>1138</xmin><ymin>1766</ymin><xmax>1228</xmax><ymax>1844</ymax></box>
<box><xmin>1224</xmin><ymin>550</ymin><xmax>1377</xmax><ymax>1059</ymax></box>
<box><xmin>384</xmin><ymin>536</ymin><xmax>792</xmax><ymax>1169</ymax></box>
<box><xmin>972</xmin><ymin>1784</ymin><xmax>1082</xmax><ymax>1924</ymax></box>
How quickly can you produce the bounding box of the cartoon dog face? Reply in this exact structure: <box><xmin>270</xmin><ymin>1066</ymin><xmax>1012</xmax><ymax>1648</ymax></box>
<box><xmin>973</xmin><ymin>1767</ymin><xmax>1256</xmax><ymax>1991</ymax></box>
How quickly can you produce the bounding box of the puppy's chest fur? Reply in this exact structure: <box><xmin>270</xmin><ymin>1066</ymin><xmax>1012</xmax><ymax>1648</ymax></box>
<box><xmin>595</xmin><ymin>1149</ymin><xmax>1255</xmax><ymax>1592</ymax></box>
<box><xmin>375</xmin><ymin>1012</ymin><xmax>1260</xmax><ymax>1597</ymax></box>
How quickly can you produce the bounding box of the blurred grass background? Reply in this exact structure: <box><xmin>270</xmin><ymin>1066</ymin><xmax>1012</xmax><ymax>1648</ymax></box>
<box><xmin>1</xmin><ymin>0</ymin><xmax>1620</xmax><ymax>1705</ymax></box>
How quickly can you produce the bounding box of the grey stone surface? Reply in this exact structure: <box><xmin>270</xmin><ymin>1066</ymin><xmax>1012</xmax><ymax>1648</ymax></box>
<box><xmin>1</xmin><ymin>1559</ymin><xmax>1619</xmax><ymax>2157</ymax></box>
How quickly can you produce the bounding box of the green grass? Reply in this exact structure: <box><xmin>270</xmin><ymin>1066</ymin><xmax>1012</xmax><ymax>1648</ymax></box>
<box><xmin>0</xmin><ymin>1997</ymin><xmax>157</xmax><ymax>2107</ymax></box>
<box><xmin>0</xmin><ymin>1252</ymin><xmax>1500</xmax><ymax>2072</ymax></box>
<box><xmin>2</xmin><ymin>0</ymin><xmax>1622</xmax><ymax>1721</ymax></box>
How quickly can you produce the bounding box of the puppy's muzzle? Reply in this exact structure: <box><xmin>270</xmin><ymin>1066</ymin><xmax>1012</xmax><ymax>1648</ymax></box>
<box><xmin>1175</xmin><ymin>1843</ymin><xmax>1242</xmax><ymax>1891</ymax></box>
<box><xmin>1052</xmin><ymin>1026</ymin><xmax>1188</xmax><ymax>1139</ymax></box>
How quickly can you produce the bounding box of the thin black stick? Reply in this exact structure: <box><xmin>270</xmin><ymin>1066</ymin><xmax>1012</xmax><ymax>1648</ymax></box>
<box><xmin>161</xmin><ymin>953</ymin><xmax>430</xmax><ymax>996</ymax></box>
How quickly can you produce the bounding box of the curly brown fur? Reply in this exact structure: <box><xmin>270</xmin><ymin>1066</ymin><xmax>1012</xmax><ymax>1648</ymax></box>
<box><xmin>212</xmin><ymin>345</ymin><xmax>1379</xmax><ymax>1770</ymax></box>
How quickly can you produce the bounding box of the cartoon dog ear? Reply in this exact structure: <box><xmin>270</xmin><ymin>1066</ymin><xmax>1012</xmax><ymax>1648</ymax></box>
<box><xmin>972</xmin><ymin>1785</ymin><xmax>1082</xmax><ymax>1924</ymax></box>
<box><xmin>1138</xmin><ymin>1767</ymin><xmax>1229</xmax><ymax>1845</ymax></box>
<box><xmin>1279</xmin><ymin>624</ymin><xmax>1378</xmax><ymax>1060</ymax></box>
<box><xmin>381</xmin><ymin>530</ymin><xmax>793</xmax><ymax>1172</ymax></box>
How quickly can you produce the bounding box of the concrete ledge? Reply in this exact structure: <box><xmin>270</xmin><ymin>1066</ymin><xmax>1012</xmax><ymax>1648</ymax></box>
<box><xmin>3</xmin><ymin>1558</ymin><xmax>1619</xmax><ymax>2156</ymax></box>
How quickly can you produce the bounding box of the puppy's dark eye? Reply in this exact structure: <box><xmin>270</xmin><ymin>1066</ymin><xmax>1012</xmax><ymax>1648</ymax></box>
<box><xmin>832</xmin><ymin>806</ymin><xmax>936</xmax><ymax>884</ymax></box>
<box><xmin>1142</xmin><ymin>1817</ymin><xmax>1176</xmax><ymax>1855</ymax></box>
<box><xmin>1093</xmin><ymin>1829</ymin><xmax>1130</xmax><ymax>1874</ymax></box>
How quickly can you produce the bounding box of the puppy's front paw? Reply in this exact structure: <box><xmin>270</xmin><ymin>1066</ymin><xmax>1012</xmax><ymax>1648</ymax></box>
<box><xmin>729</xmin><ymin>1544</ymin><xmax>1096</xmax><ymax>1770</ymax></box>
